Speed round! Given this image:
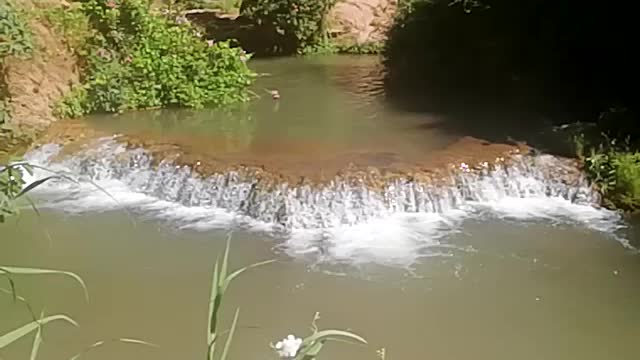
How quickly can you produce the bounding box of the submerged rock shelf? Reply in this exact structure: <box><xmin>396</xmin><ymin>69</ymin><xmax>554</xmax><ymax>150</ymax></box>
<box><xmin>27</xmin><ymin>136</ymin><xmax>599</xmax><ymax>230</ymax></box>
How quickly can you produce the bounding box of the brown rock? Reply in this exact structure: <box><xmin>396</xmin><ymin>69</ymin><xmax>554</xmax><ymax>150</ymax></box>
<box><xmin>328</xmin><ymin>0</ymin><xmax>398</xmax><ymax>45</ymax></box>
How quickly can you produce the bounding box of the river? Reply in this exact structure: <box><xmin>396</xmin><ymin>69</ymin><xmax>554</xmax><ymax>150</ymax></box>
<box><xmin>1</xmin><ymin>56</ymin><xmax>639</xmax><ymax>360</ymax></box>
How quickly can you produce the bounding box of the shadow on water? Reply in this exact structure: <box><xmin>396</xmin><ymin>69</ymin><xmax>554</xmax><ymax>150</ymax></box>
<box><xmin>382</xmin><ymin>0</ymin><xmax>640</xmax><ymax>153</ymax></box>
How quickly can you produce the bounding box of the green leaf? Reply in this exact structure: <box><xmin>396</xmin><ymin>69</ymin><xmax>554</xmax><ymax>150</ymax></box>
<box><xmin>219</xmin><ymin>308</ymin><xmax>239</xmax><ymax>360</ymax></box>
<box><xmin>0</xmin><ymin>266</ymin><xmax>89</xmax><ymax>302</ymax></box>
<box><xmin>222</xmin><ymin>259</ymin><xmax>276</xmax><ymax>293</ymax></box>
<box><xmin>68</xmin><ymin>338</ymin><xmax>158</xmax><ymax>360</ymax></box>
<box><xmin>294</xmin><ymin>330</ymin><xmax>368</xmax><ymax>360</ymax></box>
<box><xmin>16</xmin><ymin>176</ymin><xmax>57</xmax><ymax>198</ymax></box>
<box><xmin>207</xmin><ymin>260</ymin><xmax>219</xmax><ymax>358</ymax></box>
<box><xmin>298</xmin><ymin>340</ymin><xmax>324</xmax><ymax>359</ymax></box>
<box><xmin>0</xmin><ymin>287</ymin><xmax>38</xmax><ymax>323</ymax></box>
<box><xmin>307</xmin><ymin>329</ymin><xmax>367</xmax><ymax>344</ymax></box>
<box><xmin>29</xmin><ymin>312</ymin><xmax>45</xmax><ymax>360</ymax></box>
<box><xmin>0</xmin><ymin>315</ymin><xmax>77</xmax><ymax>349</ymax></box>
<box><xmin>220</xmin><ymin>235</ymin><xmax>231</xmax><ymax>284</ymax></box>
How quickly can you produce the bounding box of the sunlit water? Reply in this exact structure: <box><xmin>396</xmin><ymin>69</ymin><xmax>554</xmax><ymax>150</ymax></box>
<box><xmin>2</xmin><ymin>56</ymin><xmax>640</xmax><ymax>360</ymax></box>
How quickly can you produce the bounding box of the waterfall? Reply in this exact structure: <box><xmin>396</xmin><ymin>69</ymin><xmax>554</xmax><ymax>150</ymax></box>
<box><xmin>24</xmin><ymin>138</ymin><xmax>604</xmax><ymax>228</ymax></box>
<box><xmin>22</xmin><ymin>137</ymin><xmax>625</xmax><ymax>265</ymax></box>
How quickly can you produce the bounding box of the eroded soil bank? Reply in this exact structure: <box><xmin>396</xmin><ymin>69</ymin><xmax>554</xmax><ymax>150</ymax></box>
<box><xmin>4</xmin><ymin>0</ymin><xmax>78</xmax><ymax>131</ymax></box>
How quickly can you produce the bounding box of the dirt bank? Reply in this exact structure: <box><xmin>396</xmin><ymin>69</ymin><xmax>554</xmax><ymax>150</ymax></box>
<box><xmin>3</xmin><ymin>0</ymin><xmax>78</xmax><ymax>132</ymax></box>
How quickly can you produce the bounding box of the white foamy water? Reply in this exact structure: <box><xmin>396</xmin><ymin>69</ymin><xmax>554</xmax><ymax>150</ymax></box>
<box><xmin>21</xmin><ymin>138</ymin><xmax>626</xmax><ymax>266</ymax></box>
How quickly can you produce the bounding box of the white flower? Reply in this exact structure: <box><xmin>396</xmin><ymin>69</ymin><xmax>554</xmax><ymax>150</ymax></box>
<box><xmin>273</xmin><ymin>334</ymin><xmax>303</xmax><ymax>358</ymax></box>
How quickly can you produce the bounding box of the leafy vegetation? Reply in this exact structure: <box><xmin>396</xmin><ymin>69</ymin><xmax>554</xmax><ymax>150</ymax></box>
<box><xmin>0</xmin><ymin>0</ymin><xmax>33</xmax><ymax>148</ymax></box>
<box><xmin>206</xmin><ymin>237</ymin><xmax>275</xmax><ymax>360</ymax></box>
<box><xmin>0</xmin><ymin>0</ymin><xmax>33</xmax><ymax>59</ymax></box>
<box><xmin>57</xmin><ymin>0</ymin><xmax>254</xmax><ymax>118</ymax></box>
<box><xmin>40</xmin><ymin>4</ymin><xmax>92</xmax><ymax>54</ymax></box>
<box><xmin>574</xmin><ymin>128</ymin><xmax>640</xmax><ymax>212</ymax></box>
<box><xmin>0</xmin><ymin>162</ymin><xmax>33</xmax><ymax>222</ymax></box>
<box><xmin>240</xmin><ymin>0</ymin><xmax>336</xmax><ymax>55</ymax></box>
<box><xmin>173</xmin><ymin>0</ymin><xmax>242</xmax><ymax>12</ymax></box>
<box><xmin>206</xmin><ymin>237</ymin><xmax>367</xmax><ymax>360</ymax></box>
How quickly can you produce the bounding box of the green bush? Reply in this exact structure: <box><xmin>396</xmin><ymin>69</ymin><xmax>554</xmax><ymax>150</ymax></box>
<box><xmin>0</xmin><ymin>162</ymin><xmax>28</xmax><ymax>222</ymax></box>
<box><xmin>583</xmin><ymin>140</ymin><xmax>640</xmax><ymax>211</ymax></box>
<box><xmin>1</xmin><ymin>0</ymin><xmax>33</xmax><ymax>146</ymax></box>
<box><xmin>40</xmin><ymin>5</ymin><xmax>92</xmax><ymax>53</ymax></box>
<box><xmin>58</xmin><ymin>0</ymin><xmax>254</xmax><ymax>118</ymax></box>
<box><xmin>240</xmin><ymin>0</ymin><xmax>335</xmax><ymax>54</ymax></box>
<box><xmin>0</xmin><ymin>0</ymin><xmax>33</xmax><ymax>59</ymax></box>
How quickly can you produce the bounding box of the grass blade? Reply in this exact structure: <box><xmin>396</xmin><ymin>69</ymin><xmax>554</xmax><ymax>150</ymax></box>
<box><xmin>0</xmin><ymin>269</ymin><xmax>17</xmax><ymax>302</ymax></box>
<box><xmin>29</xmin><ymin>313</ymin><xmax>45</xmax><ymax>360</ymax></box>
<box><xmin>16</xmin><ymin>176</ymin><xmax>57</xmax><ymax>199</ymax></box>
<box><xmin>69</xmin><ymin>339</ymin><xmax>157</xmax><ymax>360</ymax></box>
<box><xmin>0</xmin><ymin>287</ymin><xmax>38</xmax><ymax>323</ymax></box>
<box><xmin>0</xmin><ymin>315</ymin><xmax>77</xmax><ymax>349</ymax></box>
<box><xmin>0</xmin><ymin>266</ymin><xmax>88</xmax><ymax>302</ymax></box>
<box><xmin>23</xmin><ymin>196</ymin><xmax>41</xmax><ymax>217</ymax></box>
<box><xmin>219</xmin><ymin>308</ymin><xmax>239</xmax><ymax>360</ymax></box>
<box><xmin>302</xmin><ymin>330</ymin><xmax>367</xmax><ymax>347</ymax></box>
<box><xmin>68</xmin><ymin>338</ymin><xmax>158</xmax><ymax>360</ymax></box>
<box><xmin>207</xmin><ymin>261</ymin><xmax>220</xmax><ymax>357</ymax></box>
<box><xmin>220</xmin><ymin>235</ymin><xmax>231</xmax><ymax>285</ymax></box>
<box><xmin>222</xmin><ymin>259</ymin><xmax>276</xmax><ymax>293</ymax></box>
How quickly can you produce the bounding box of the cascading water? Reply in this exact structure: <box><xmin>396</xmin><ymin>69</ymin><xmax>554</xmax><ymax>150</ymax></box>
<box><xmin>23</xmin><ymin>137</ymin><xmax>624</xmax><ymax>265</ymax></box>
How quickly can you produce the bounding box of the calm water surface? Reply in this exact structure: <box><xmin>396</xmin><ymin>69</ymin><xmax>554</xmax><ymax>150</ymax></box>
<box><xmin>1</xmin><ymin>56</ymin><xmax>639</xmax><ymax>360</ymax></box>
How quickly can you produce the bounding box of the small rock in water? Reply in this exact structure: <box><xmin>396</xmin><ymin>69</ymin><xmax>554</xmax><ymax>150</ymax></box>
<box><xmin>535</xmin><ymin>296</ymin><xmax>541</xmax><ymax>301</ymax></box>
<box><xmin>613</xmin><ymin>270</ymin><xmax>619</xmax><ymax>276</ymax></box>
<box><xmin>270</xmin><ymin>90</ymin><xmax>281</xmax><ymax>100</ymax></box>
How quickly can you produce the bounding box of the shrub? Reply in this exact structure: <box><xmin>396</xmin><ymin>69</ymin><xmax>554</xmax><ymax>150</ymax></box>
<box><xmin>40</xmin><ymin>5</ymin><xmax>92</xmax><ymax>54</ymax></box>
<box><xmin>58</xmin><ymin>0</ymin><xmax>254</xmax><ymax>118</ymax></box>
<box><xmin>0</xmin><ymin>0</ymin><xmax>33</xmax><ymax>59</ymax></box>
<box><xmin>585</xmin><ymin>147</ymin><xmax>640</xmax><ymax>211</ymax></box>
<box><xmin>240</xmin><ymin>0</ymin><xmax>335</xmax><ymax>54</ymax></box>
<box><xmin>1</xmin><ymin>0</ymin><xmax>33</xmax><ymax>146</ymax></box>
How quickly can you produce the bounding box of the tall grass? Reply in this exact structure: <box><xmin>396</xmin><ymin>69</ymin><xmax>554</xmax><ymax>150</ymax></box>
<box><xmin>206</xmin><ymin>235</ymin><xmax>275</xmax><ymax>360</ymax></box>
<box><xmin>208</xmin><ymin>236</ymin><xmax>367</xmax><ymax>360</ymax></box>
<box><xmin>574</xmin><ymin>133</ymin><xmax>640</xmax><ymax>211</ymax></box>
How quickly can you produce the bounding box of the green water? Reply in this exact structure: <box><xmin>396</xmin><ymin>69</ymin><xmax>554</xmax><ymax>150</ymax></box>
<box><xmin>1</xmin><ymin>56</ymin><xmax>640</xmax><ymax>360</ymax></box>
<box><xmin>85</xmin><ymin>56</ymin><xmax>455</xmax><ymax>167</ymax></box>
<box><xmin>2</xmin><ymin>211</ymin><xmax>639</xmax><ymax>360</ymax></box>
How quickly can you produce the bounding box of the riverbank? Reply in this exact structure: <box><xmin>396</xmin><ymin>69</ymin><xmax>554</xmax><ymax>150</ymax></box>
<box><xmin>1</xmin><ymin>0</ymin><xmax>79</xmax><ymax>158</ymax></box>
